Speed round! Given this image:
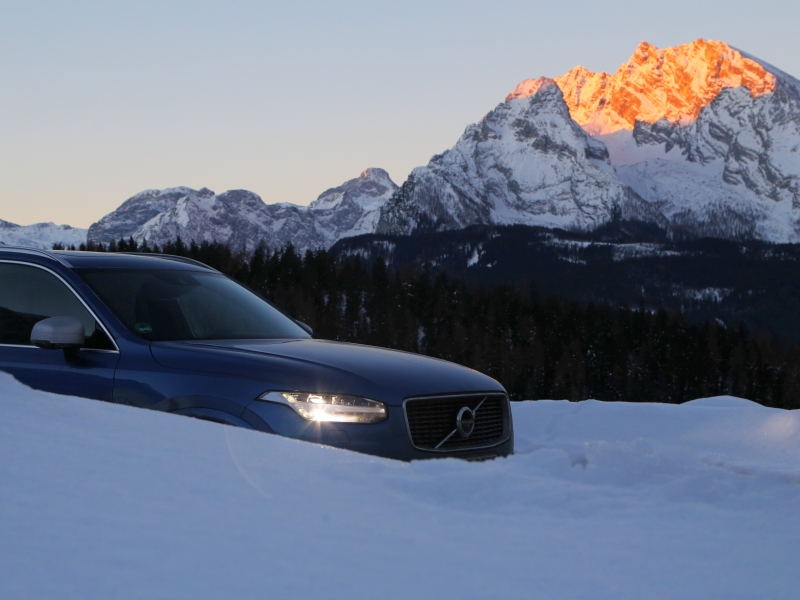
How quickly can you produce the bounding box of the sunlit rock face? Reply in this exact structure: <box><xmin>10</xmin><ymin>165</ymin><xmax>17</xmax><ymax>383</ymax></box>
<box><xmin>380</xmin><ymin>39</ymin><xmax>800</xmax><ymax>242</ymax></box>
<box><xmin>549</xmin><ymin>39</ymin><xmax>800</xmax><ymax>241</ymax></box>
<box><xmin>87</xmin><ymin>169</ymin><xmax>397</xmax><ymax>253</ymax></box>
<box><xmin>509</xmin><ymin>39</ymin><xmax>778</xmax><ymax>135</ymax></box>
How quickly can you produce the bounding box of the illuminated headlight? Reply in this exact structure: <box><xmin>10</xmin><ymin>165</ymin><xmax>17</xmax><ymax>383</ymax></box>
<box><xmin>259</xmin><ymin>391</ymin><xmax>388</xmax><ymax>424</ymax></box>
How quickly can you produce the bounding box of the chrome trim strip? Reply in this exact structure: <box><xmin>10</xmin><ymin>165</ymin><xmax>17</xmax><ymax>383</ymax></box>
<box><xmin>258</xmin><ymin>391</ymin><xmax>295</xmax><ymax>408</ymax></box>
<box><xmin>0</xmin><ymin>260</ymin><xmax>120</xmax><ymax>353</ymax></box>
<box><xmin>0</xmin><ymin>342</ymin><xmax>120</xmax><ymax>354</ymax></box>
<box><xmin>0</xmin><ymin>343</ymin><xmax>118</xmax><ymax>353</ymax></box>
<box><xmin>433</xmin><ymin>428</ymin><xmax>457</xmax><ymax>450</ymax></box>
<box><xmin>402</xmin><ymin>392</ymin><xmax>511</xmax><ymax>453</ymax></box>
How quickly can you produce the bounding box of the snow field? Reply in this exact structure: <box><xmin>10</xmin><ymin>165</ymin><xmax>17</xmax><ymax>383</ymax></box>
<box><xmin>1</xmin><ymin>371</ymin><xmax>798</xmax><ymax>599</ymax></box>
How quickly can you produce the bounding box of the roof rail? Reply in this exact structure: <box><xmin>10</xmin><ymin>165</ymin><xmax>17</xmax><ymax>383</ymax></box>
<box><xmin>0</xmin><ymin>245</ymin><xmax>73</xmax><ymax>267</ymax></box>
<box><xmin>117</xmin><ymin>252</ymin><xmax>218</xmax><ymax>272</ymax></box>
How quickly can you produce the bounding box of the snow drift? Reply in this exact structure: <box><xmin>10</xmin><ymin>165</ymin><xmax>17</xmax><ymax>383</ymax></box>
<box><xmin>1</xmin><ymin>371</ymin><xmax>798</xmax><ymax>599</ymax></box>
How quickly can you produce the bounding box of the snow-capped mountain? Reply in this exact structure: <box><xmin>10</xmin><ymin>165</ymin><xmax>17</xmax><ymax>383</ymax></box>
<box><xmin>378</xmin><ymin>39</ymin><xmax>800</xmax><ymax>243</ymax></box>
<box><xmin>10</xmin><ymin>39</ymin><xmax>800</xmax><ymax>251</ymax></box>
<box><xmin>88</xmin><ymin>187</ymin><xmax>323</xmax><ymax>253</ymax></box>
<box><xmin>376</xmin><ymin>79</ymin><xmax>663</xmax><ymax>236</ymax></box>
<box><xmin>87</xmin><ymin>169</ymin><xmax>397</xmax><ymax>252</ymax></box>
<box><xmin>0</xmin><ymin>220</ymin><xmax>88</xmax><ymax>250</ymax></box>
<box><xmin>537</xmin><ymin>40</ymin><xmax>780</xmax><ymax>136</ymax></box>
<box><xmin>559</xmin><ymin>40</ymin><xmax>800</xmax><ymax>241</ymax></box>
<box><xmin>308</xmin><ymin>168</ymin><xmax>397</xmax><ymax>241</ymax></box>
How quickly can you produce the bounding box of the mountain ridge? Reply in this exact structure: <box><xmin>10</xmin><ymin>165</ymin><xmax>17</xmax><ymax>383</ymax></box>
<box><xmin>376</xmin><ymin>39</ymin><xmax>800</xmax><ymax>243</ymax></box>
<box><xmin>4</xmin><ymin>39</ymin><xmax>800</xmax><ymax>251</ymax></box>
<box><xmin>0</xmin><ymin>220</ymin><xmax>88</xmax><ymax>250</ymax></box>
<box><xmin>85</xmin><ymin>168</ymin><xmax>397</xmax><ymax>253</ymax></box>
<box><xmin>375</xmin><ymin>78</ymin><xmax>666</xmax><ymax>237</ymax></box>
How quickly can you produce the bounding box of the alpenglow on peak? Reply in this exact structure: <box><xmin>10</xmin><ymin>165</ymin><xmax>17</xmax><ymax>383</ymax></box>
<box><xmin>508</xmin><ymin>39</ymin><xmax>780</xmax><ymax>135</ymax></box>
<box><xmin>376</xmin><ymin>38</ymin><xmax>800</xmax><ymax>243</ymax></box>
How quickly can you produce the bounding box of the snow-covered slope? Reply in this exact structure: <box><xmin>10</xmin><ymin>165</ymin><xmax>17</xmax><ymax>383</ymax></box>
<box><xmin>308</xmin><ymin>168</ymin><xmax>397</xmax><ymax>241</ymax></box>
<box><xmin>87</xmin><ymin>169</ymin><xmax>397</xmax><ymax>252</ymax></box>
<box><xmin>0</xmin><ymin>220</ymin><xmax>87</xmax><ymax>250</ymax></box>
<box><xmin>1</xmin><ymin>371</ymin><xmax>799</xmax><ymax>599</ymax></box>
<box><xmin>607</xmin><ymin>79</ymin><xmax>800</xmax><ymax>240</ymax></box>
<box><xmin>377</xmin><ymin>79</ymin><xmax>662</xmax><ymax>235</ymax></box>
<box><xmin>379</xmin><ymin>39</ymin><xmax>800</xmax><ymax>242</ymax></box>
<box><xmin>580</xmin><ymin>40</ymin><xmax>800</xmax><ymax>241</ymax></box>
<box><xmin>88</xmin><ymin>186</ymin><xmax>325</xmax><ymax>254</ymax></box>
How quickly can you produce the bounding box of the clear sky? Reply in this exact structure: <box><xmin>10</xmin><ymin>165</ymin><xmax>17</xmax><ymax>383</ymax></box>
<box><xmin>1</xmin><ymin>0</ymin><xmax>798</xmax><ymax>227</ymax></box>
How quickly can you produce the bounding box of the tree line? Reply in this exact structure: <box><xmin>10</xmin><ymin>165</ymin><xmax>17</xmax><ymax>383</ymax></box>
<box><xmin>59</xmin><ymin>237</ymin><xmax>800</xmax><ymax>408</ymax></box>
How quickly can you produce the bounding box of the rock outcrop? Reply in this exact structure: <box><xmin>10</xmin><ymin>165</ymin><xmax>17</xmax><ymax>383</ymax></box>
<box><xmin>87</xmin><ymin>169</ymin><xmax>398</xmax><ymax>252</ymax></box>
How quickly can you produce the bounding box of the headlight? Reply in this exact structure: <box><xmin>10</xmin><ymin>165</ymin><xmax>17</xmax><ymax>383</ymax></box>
<box><xmin>259</xmin><ymin>391</ymin><xmax>388</xmax><ymax>424</ymax></box>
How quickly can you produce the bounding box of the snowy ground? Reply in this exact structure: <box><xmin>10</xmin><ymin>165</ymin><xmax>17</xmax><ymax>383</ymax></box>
<box><xmin>1</xmin><ymin>372</ymin><xmax>799</xmax><ymax>599</ymax></box>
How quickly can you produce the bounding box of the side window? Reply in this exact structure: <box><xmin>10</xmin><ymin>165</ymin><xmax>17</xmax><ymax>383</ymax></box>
<box><xmin>0</xmin><ymin>263</ymin><xmax>114</xmax><ymax>349</ymax></box>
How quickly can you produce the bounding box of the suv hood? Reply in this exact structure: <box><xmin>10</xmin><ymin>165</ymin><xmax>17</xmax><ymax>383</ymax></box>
<box><xmin>150</xmin><ymin>339</ymin><xmax>504</xmax><ymax>406</ymax></box>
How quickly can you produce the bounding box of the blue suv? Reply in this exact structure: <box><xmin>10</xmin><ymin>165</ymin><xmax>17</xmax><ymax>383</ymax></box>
<box><xmin>0</xmin><ymin>247</ymin><xmax>513</xmax><ymax>460</ymax></box>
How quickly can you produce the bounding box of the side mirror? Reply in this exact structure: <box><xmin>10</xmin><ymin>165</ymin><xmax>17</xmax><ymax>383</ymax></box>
<box><xmin>31</xmin><ymin>317</ymin><xmax>85</xmax><ymax>363</ymax></box>
<box><xmin>296</xmin><ymin>321</ymin><xmax>314</xmax><ymax>336</ymax></box>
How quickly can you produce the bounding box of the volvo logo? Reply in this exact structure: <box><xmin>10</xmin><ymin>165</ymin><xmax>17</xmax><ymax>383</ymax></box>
<box><xmin>432</xmin><ymin>397</ymin><xmax>488</xmax><ymax>450</ymax></box>
<box><xmin>456</xmin><ymin>406</ymin><xmax>475</xmax><ymax>438</ymax></box>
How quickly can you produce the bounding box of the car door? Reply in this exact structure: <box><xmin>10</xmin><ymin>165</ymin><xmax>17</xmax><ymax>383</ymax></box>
<box><xmin>0</xmin><ymin>261</ymin><xmax>120</xmax><ymax>400</ymax></box>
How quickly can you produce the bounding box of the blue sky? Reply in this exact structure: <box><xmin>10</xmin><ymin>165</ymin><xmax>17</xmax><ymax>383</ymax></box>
<box><xmin>1</xmin><ymin>0</ymin><xmax>797</xmax><ymax>227</ymax></box>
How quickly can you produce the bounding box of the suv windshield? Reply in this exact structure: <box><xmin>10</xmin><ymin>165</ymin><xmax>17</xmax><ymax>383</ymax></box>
<box><xmin>78</xmin><ymin>269</ymin><xmax>310</xmax><ymax>342</ymax></box>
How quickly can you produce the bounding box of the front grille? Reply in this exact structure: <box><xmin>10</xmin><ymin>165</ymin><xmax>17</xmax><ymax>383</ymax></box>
<box><xmin>404</xmin><ymin>393</ymin><xmax>509</xmax><ymax>452</ymax></box>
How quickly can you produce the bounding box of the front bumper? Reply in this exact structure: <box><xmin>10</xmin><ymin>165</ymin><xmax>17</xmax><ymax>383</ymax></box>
<box><xmin>242</xmin><ymin>401</ymin><xmax>514</xmax><ymax>461</ymax></box>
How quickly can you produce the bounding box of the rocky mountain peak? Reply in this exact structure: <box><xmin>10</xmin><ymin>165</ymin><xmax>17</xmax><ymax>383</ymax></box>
<box><xmin>359</xmin><ymin>167</ymin><xmax>392</xmax><ymax>182</ymax></box>
<box><xmin>376</xmin><ymin>73</ymin><xmax>661</xmax><ymax>236</ymax></box>
<box><xmin>505</xmin><ymin>76</ymin><xmax>560</xmax><ymax>102</ymax></box>
<box><xmin>308</xmin><ymin>168</ymin><xmax>398</xmax><ymax>240</ymax></box>
<box><xmin>376</xmin><ymin>39</ymin><xmax>800</xmax><ymax>243</ymax></box>
<box><xmin>82</xmin><ymin>169</ymin><xmax>398</xmax><ymax>253</ymax></box>
<box><xmin>310</xmin><ymin>168</ymin><xmax>396</xmax><ymax>210</ymax></box>
<box><xmin>511</xmin><ymin>39</ymin><xmax>779</xmax><ymax>135</ymax></box>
